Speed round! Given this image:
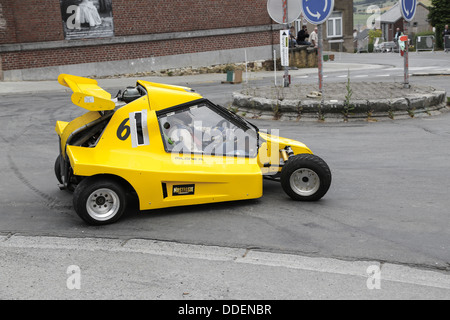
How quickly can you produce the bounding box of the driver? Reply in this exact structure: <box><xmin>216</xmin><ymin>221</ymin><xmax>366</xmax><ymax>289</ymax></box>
<box><xmin>163</xmin><ymin>112</ymin><xmax>201</xmax><ymax>153</ymax></box>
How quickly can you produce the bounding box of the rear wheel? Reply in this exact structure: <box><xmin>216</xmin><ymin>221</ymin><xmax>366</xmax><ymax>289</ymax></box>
<box><xmin>73</xmin><ymin>177</ymin><xmax>127</xmax><ymax>225</ymax></box>
<box><xmin>54</xmin><ymin>155</ymin><xmax>63</xmax><ymax>184</ymax></box>
<box><xmin>281</xmin><ymin>154</ymin><xmax>331</xmax><ymax>201</ymax></box>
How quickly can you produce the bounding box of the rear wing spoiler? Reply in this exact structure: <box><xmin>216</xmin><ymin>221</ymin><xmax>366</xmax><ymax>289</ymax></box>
<box><xmin>58</xmin><ymin>74</ymin><xmax>115</xmax><ymax>111</ymax></box>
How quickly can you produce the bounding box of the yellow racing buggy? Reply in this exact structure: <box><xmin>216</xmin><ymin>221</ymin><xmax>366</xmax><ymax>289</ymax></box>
<box><xmin>55</xmin><ymin>74</ymin><xmax>332</xmax><ymax>225</ymax></box>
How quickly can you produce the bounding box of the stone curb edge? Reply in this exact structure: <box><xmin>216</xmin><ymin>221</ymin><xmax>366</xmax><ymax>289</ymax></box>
<box><xmin>232</xmin><ymin>90</ymin><xmax>448</xmax><ymax>122</ymax></box>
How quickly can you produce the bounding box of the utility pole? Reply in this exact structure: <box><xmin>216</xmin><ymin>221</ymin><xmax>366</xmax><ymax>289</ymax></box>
<box><xmin>283</xmin><ymin>0</ymin><xmax>290</xmax><ymax>87</ymax></box>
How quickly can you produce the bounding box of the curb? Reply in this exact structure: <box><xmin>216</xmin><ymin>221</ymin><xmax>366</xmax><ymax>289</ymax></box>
<box><xmin>232</xmin><ymin>89</ymin><xmax>448</xmax><ymax>122</ymax></box>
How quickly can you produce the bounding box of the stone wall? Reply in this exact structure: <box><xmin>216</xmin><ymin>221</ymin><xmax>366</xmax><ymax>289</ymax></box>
<box><xmin>289</xmin><ymin>46</ymin><xmax>317</xmax><ymax>68</ymax></box>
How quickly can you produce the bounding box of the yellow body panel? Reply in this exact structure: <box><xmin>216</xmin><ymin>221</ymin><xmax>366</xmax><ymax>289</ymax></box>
<box><xmin>55</xmin><ymin>121</ymin><xmax>69</xmax><ymax>137</ymax></box>
<box><xmin>258</xmin><ymin>132</ymin><xmax>313</xmax><ymax>175</ymax></box>
<box><xmin>58</xmin><ymin>111</ymin><xmax>101</xmax><ymax>157</ymax></box>
<box><xmin>58</xmin><ymin>74</ymin><xmax>115</xmax><ymax>111</ymax></box>
<box><xmin>137</xmin><ymin>80</ymin><xmax>203</xmax><ymax>111</ymax></box>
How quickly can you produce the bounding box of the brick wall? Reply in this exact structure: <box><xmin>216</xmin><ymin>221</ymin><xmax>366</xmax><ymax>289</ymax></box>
<box><xmin>0</xmin><ymin>0</ymin><xmax>277</xmax><ymax>74</ymax></box>
<box><xmin>1</xmin><ymin>0</ymin><xmax>64</xmax><ymax>43</ymax></box>
<box><xmin>0</xmin><ymin>0</ymin><xmax>17</xmax><ymax>44</ymax></box>
<box><xmin>0</xmin><ymin>0</ymin><xmax>272</xmax><ymax>45</ymax></box>
<box><xmin>113</xmin><ymin>0</ymin><xmax>271</xmax><ymax>36</ymax></box>
<box><xmin>1</xmin><ymin>31</ymin><xmax>276</xmax><ymax>71</ymax></box>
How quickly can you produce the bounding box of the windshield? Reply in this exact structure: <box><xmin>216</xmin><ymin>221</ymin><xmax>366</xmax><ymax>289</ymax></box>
<box><xmin>158</xmin><ymin>101</ymin><xmax>258</xmax><ymax>158</ymax></box>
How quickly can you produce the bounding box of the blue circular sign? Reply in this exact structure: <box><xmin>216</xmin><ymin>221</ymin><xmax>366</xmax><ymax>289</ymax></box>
<box><xmin>400</xmin><ymin>0</ymin><xmax>417</xmax><ymax>22</ymax></box>
<box><xmin>301</xmin><ymin>0</ymin><xmax>335</xmax><ymax>25</ymax></box>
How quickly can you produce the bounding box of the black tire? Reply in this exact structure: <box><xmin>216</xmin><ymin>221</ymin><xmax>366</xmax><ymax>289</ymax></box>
<box><xmin>73</xmin><ymin>177</ymin><xmax>127</xmax><ymax>226</ymax></box>
<box><xmin>281</xmin><ymin>154</ymin><xmax>332</xmax><ymax>201</ymax></box>
<box><xmin>54</xmin><ymin>155</ymin><xmax>63</xmax><ymax>184</ymax></box>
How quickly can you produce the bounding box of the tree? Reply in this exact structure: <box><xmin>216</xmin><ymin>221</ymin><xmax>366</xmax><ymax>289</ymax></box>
<box><xmin>428</xmin><ymin>0</ymin><xmax>450</xmax><ymax>49</ymax></box>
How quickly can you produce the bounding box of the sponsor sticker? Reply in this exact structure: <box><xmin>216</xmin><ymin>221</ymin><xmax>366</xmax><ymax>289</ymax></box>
<box><xmin>173</xmin><ymin>184</ymin><xmax>195</xmax><ymax>196</ymax></box>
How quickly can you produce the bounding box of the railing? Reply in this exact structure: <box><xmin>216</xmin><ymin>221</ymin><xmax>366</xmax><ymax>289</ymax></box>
<box><xmin>416</xmin><ymin>35</ymin><xmax>435</xmax><ymax>53</ymax></box>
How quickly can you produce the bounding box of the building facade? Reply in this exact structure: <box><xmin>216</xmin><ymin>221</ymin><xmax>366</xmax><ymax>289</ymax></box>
<box><xmin>295</xmin><ymin>0</ymin><xmax>354</xmax><ymax>53</ymax></box>
<box><xmin>380</xmin><ymin>2</ymin><xmax>432</xmax><ymax>41</ymax></box>
<box><xmin>0</xmin><ymin>0</ymin><xmax>353</xmax><ymax>81</ymax></box>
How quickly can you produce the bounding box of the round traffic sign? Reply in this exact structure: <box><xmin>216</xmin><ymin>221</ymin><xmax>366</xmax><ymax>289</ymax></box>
<box><xmin>400</xmin><ymin>0</ymin><xmax>417</xmax><ymax>22</ymax></box>
<box><xmin>267</xmin><ymin>0</ymin><xmax>302</xmax><ymax>24</ymax></box>
<box><xmin>301</xmin><ymin>0</ymin><xmax>335</xmax><ymax>25</ymax></box>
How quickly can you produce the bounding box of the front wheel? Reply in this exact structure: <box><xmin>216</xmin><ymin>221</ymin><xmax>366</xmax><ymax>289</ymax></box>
<box><xmin>73</xmin><ymin>177</ymin><xmax>127</xmax><ymax>225</ymax></box>
<box><xmin>281</xmin><ymin>154</ymin><xmax>331</xmax><ymax>201</ymax></box>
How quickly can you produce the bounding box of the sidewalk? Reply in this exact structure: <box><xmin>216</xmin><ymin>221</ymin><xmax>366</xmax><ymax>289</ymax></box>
<box><xmin>1</xmin><ymin>57</ymin><xmax>447</xmax><ymax>96</ymax></box>
<box><xmin>0</xmin><ymin>62</ymin><xmax>386</xmax><ymax>96</ymax></box>
<box><xmin>1</xmin><ymin>235</ymin><xmax>449</xmax><ymax>300</ymax></box>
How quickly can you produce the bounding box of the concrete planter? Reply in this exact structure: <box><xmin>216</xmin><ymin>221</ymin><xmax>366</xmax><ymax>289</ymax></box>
<box><xmin>232</xmin><ymin>86</ymin><xmax>448</xmax><ymax>122</ymax></box>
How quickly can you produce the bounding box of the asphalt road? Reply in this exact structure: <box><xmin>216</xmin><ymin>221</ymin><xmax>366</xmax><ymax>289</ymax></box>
<box><xmin>0</xmin><ymin>51</ymin><xmax>449</xmax><ymax>299</ymax></box>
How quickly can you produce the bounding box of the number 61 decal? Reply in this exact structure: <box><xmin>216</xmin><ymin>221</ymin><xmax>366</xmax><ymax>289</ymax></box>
<box><xmin>116</xmin><ymin>110</ymin><xmax>150</xmax><ymax>148</ymax></box>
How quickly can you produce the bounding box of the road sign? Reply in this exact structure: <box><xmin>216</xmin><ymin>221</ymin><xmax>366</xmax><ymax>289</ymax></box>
<box><xmin>280</xmin><ymin>30</ymin><xmax>290</xmax><ymax>67</ymax></box>
<box><xmin>400</xmin><ymin>0</ymin><xmax>417</xmax><ymax>22</ymax></box>
<box><xmin>267</xmin><ymin>0</ymin><xmax>302</xmax><ymax>24</ymax></box>
<box><xmin>301</xmin><ymin>0</ymin><xmax>334</xmax><ymax>25</ymax></box>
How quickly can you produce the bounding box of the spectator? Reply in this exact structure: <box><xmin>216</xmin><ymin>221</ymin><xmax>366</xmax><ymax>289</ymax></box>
<box><xmin>394</xmin><ymin>28</ymin><xmax>403</xmax><ymax>51</ymax></box>
<box><xmin>443</xmin><ymin>24</ymin><xmax>450</xmax><ymax>37</ymax></box>
<box><xmin>289</xmin><ymin>26</ymin><xmax>297</xmax><ymax>48</ymax></box>
<box><xmin>443</xmin><ymin>25</ymin><xmax>450</xmax><ymax>43</ymax></box>
<box><xmin>310</xmin><ymin>27</ymin><xmax>319</xmax><ymax>48</ymax></box>
<box><xmin>297</xmin><ymin>25</ymin><xmax>311</xmax><ymax>46</ymax></box>
<box><xmin>394</xmin><ymin>28</ymin><xmax>402</xmax><ymax>43</ymax></box>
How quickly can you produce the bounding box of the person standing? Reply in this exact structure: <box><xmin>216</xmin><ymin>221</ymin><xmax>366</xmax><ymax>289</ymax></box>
<box><xmin>394</xmin><ymin>28</ymin><xmax>402</xmax><ymax>42</ymax></box>
<box><xmin>443</xmin><ymin>25</ymin><xmax>450</xmax><ymax>37</ymax></box>
<box><xmin>443</xmin><ymin>25</ymin><xmax>450</xmax><ymax>51</ymax></box>
<box><xmin>310</xmin><ymin>27</ymin><xmax>319</xmax><ymax>48</ymax></box>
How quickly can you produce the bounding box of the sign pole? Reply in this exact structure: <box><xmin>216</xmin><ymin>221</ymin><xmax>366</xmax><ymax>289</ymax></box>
<box><xmin>300</xmin><ymin>0</ymin><xmax>334</xmax><ymax>95</ymax></box>
<box><xmin>399</xmin><ymin>0</ymin><xmax>417</xmax><ymax>89</ymax></box>
<box><xmin>318</xmin><ymin>24</ymin><xmax>324</xmax><ymax>93</ymax></box>
<box><xmin>403</xmin><ymin>20</ymin><xmax>410</xmax><ymax>89</ymax></box>
<box><xmin>267</xmin><ymin>0</ymin><xmax>302</xmax><ymax>87</ymax></box>
<box><xmin>283</xmin><ymin>0</ymin><xmax>290</xmax><ymax>87</ymax></box>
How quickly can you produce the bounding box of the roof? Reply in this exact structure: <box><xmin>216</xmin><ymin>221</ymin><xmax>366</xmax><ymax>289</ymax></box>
<box><xmin>380</xmin><ymin>3</ymin><xmax>402</xmax><ymax>23</ymax></box>
<box><xmin>356</xmin><ymin>29</ymin><xmax>370</xmax><ymax>41</ymax></box>
<box><xmin>380</xmin><ymin>2</ymin><xmax>429</xmax><ymax>24</ymax></box>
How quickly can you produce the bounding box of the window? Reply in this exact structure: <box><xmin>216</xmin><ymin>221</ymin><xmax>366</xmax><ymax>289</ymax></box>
<box><xmin>327</xmin><ymin>12</ymin><xmax>343</xmax><ymax>38</ymax></box>
<box><xmin>158</xmin><ymin>102</ymin><xmax>258</xmax><ymax>158</ymax></box>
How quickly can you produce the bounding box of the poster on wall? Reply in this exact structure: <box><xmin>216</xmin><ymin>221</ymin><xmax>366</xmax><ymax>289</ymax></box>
<box><xmin>60</xmin><ymin>0</ymin><xmax>114</xmax><ymax>40</ymax></box>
